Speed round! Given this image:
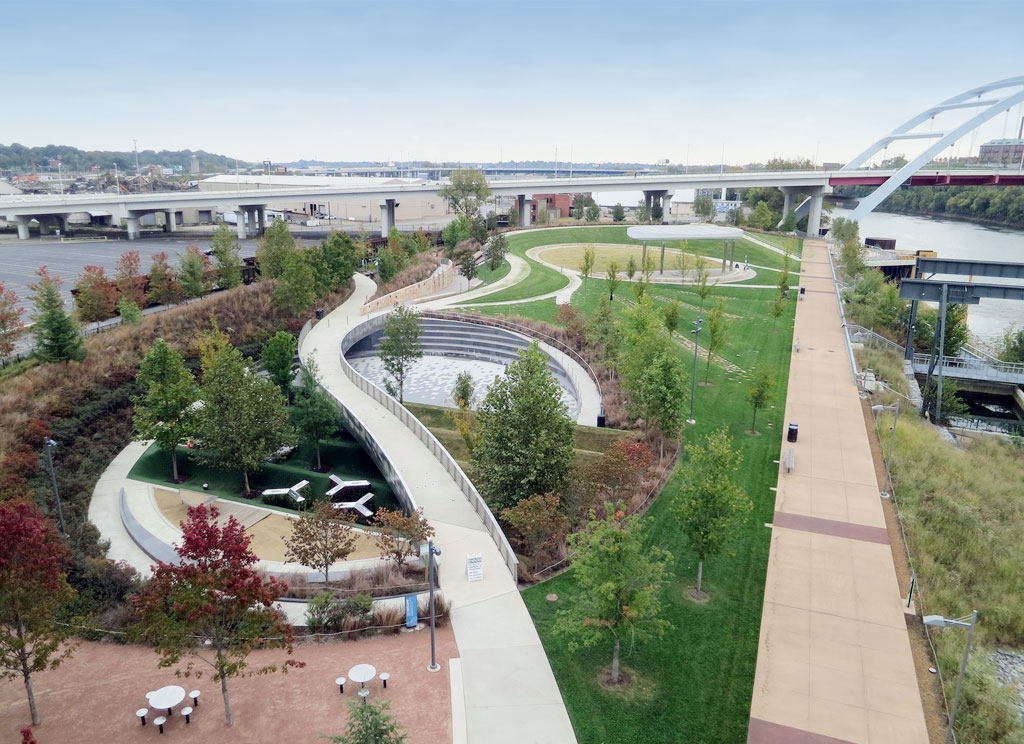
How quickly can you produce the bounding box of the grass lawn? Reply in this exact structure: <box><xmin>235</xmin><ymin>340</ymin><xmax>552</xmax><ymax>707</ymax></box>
<box><xmin>475</xmin><ymin>257</ymin><xmax>511</xmax><ymax>286</ymax></box>
<box><xmin>744</xmin><ymin>231</ymin><xmax>803</xmax><ymax>255</ymax></box>
<box><xmin>128</xmin><ymin>434</ymin><xmax>399</xmax><ymax>512</ymax></box>
<box><xmin>538</xmin><ymin>243</ymin><xmax>714</xmax><ymax>274</ymax></box>
<box><xmin>504</xmin><ymin>240</ymin><xmax>797</xmax><ymax>742</ymax></box>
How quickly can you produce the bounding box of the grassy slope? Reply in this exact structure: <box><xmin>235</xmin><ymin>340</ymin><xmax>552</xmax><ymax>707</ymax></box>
<box><xmin>475</xmin><ymin>257</ymin><xmax>511</xmax><ymax>286</ymax></box>
<box><xmin>744</xmin><ymin>231</ymin><xmax>803</xmax><ymax>255</ymax></box>
<box><xmin>509</xmin><ymin>268</ymin><xmax>796</xmax><ymax>743</ymax></box>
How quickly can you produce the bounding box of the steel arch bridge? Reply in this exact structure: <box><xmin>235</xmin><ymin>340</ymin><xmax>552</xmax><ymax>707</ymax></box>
<box><xmin>843</xmin><ymin>75</ymin><xmax>1024</xmax><ymax>221</ymax></box>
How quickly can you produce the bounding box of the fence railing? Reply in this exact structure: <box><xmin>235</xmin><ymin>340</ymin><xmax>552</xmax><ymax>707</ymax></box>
<box><xmin>339</xmin><ymin>313</ymin><xmax>520</xmax><ymax>582</ymax></box>
<box><xmin>912</xmin><ymin>352</ymin><xmax>1024</xmax><ymax>378</ymax></box>
<box><xmin>361</xmin><ymin>260</ymin><xmax>453</xmax><ymax>315</ymax></box>
<box><xmin>847</xmin><ymin>325</ymin><xmax>906</xmax><ymax>355</ymax></box>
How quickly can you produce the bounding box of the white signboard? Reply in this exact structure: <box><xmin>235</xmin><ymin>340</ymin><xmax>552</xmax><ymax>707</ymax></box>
<box><xmin>466</xmin><ymin>553</ymin><xmax>483</xmax><ymax>582</ymax></box>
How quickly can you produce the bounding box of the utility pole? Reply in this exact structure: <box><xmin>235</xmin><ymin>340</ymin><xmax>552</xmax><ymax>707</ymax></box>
<box><xmin>133</xmin><ymin>139</ymin><xmax>140</xmax><ymax>176</ymax></box>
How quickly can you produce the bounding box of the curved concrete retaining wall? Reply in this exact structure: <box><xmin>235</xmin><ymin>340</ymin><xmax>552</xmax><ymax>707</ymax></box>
<box><xmin>340</xmin><ymin>313</ymin><xmax>520</xmax><ymax>581</ymax></box>
<box><xmin>361</xmin><ymin>260</ymin><xmax>453</xmax><ymax>315</ymax></box>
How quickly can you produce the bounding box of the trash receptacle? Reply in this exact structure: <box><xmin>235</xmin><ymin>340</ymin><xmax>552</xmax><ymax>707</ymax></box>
<box><xmin>597</xmin><ymin>406</ymin><xmax>606</xmax><ymax>428</ymax></box>
<box><xmin>787</xmin><ymin>423</ymin><xmax>798</xmax><ymax>443</ymax></box>
<box><xmin>799</xmin><ymin>286</ymin><xmax>806</xmax><ymax>295</ymax></box>
<box><xmin>315</xmin><ymin>308</ymin><xmax>324</xmax><ymax>320</ymax></box>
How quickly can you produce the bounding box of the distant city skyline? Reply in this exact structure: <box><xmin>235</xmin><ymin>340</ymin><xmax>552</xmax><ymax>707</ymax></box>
<box><xmin>7</xmin><ymin>0</ymin><xmax>1024</xmax><ymax>167</ymax></box>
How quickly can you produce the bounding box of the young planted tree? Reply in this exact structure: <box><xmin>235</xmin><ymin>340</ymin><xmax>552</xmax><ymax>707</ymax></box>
<box><xmin>114</xmin><ymin>250</ymin><xmax>147</xmax><ymax>306</ymax></box>
<box><xmin>379</xmin><ymin>306</ymin><xmax>422</xmax><ymax>403</ymax></box>
<box><xmin>447</xmin><ymin>371</ymin><xmax>479</xmax><ymax>455</ymax></box>
<box><xmin>501</xmin><ymin>492</ymin><xmax>567</xmax><ymax>555</ymax></box>
<box><xmin>195</xmin><ymin>342</ymin><xmax>295</xmax><ymax>493</ymax></box>
<box><xmin>0</xmin><ymin>281</ymin><xmax>25</xmax><ymax>358</ymax></box>
<box><xmin>290</xmin><ymin>359</ymin><xmax>339</xmax><ymax>470</ymax></box>
<box><xmin>605</xmin><ymin>261</ymin><xmax>621</xmax><ymax>301</ymax></box>
<box><xmin>747</xmin><ymin>365</ymin><xmax>775</xmax><ymax>434</ymax></box>
<box><xmin>134</xmin><ymin>504</ymin><xmax>301</xmax><ymax>726</ymax></box>
<box><xmin>507</xmin><ymin>203</ymin><xmax>519</xmax><ymax>229</ymax></box>
<box><xmin>674</xmin><ymin>430</ymin><xmax>751</xmax><ymax>598</ymax></box>
<box><xmin>748</xmin><ymin>200</ymin><xmax>775</xmax><ymax>231</ymax></box>
<box><xmin>441</xmin><ymin>215</ymin><xmax>471</xmax><ymax>258</ymax></box>
<box><xmin>256</xmin><ymin>220</ymin><xmax>295</xmax><ymax>279</ymax></box>
<box><xmin>580</xmin><ymin>246</ymin><xmax>596</xmax><ymax>284</ymax></box>
<box><xmin>770</xmin><ymin>294</ymin><xmax>786</xmax><ymax>327</ymax></box>
<box><xmin>146</xmin><ymin>252</ymin><xmax>183</xmax><ymax>306</ymax></box>
<box><xmin>30</xmin><ymin>267</ymin><xmax>84</xmax><ymax>363</ymax></box>
<box><xmin>372</xmin><ymin>508</ymin><xmax>434</xmax><ymax>568</ymax></box>
<box><xmin>472</xmin><ymin>342</ymin><xmax>575</xmax><ymax>511</ymax></box>
<box><xmin>439</xmin><ymin>168</ymin><xmax>491</xmax><ymax>219</ymax></box>
<box><xmin>133</xmin><ymin>338</ymin><xmax>199</xmax><ymax>482</ymax></box>
<box><xmin>178</xmin><ymin>244</ymin><xmax>212</xmax><ymax>299</ymax></box>
<box><xmin>612</xmin><ymin>203</ymin><xmax>625</xmax><ymax>222</ymax></box>
<box><xmin>0</xmin><ymin>500</ymin><xmax>77</xmax><ymax>727</ymax></box>
<box><xmin>117</xmin><ymin>297</ymin><xmax>143</xmax><ymax>324</ymax></box>
<box><xmin>650</xmin><ymin>201</ymin><xmax>664</xmax><ymax>223</ymax></box>
<box><xmin>330</xmin><ymin>700</ymin><xmax>408</xmax><ymax>744</ymax></box>
<box><xmin>663</xmin><ymin>299</ymin><xmax>680</xmax><ymax>336</ymax></box>
<box><xmin>210</xmin><ymin>222</ymin><xmax>243</xmax><ymax>289</ymax></box>
<box><xmin>483</xmin><ymin>233</ymin><xmax>508</xmax><ymax>271</ymax></box>
<box><xmin>588</xmin><ymin>297</ymin><xmax>622</xmax><ymax>367</ymax></box>
<box><xmin>284</xmin><ymin>500</ymin><xmax>357</xmax><ymax>583</ymax></box>
<box><xmin>554</xmin><ymin>507</ymin><xmax>671</xmax><ymax>685</ymax></box>
<box><xmin>74</xmin><ymin>265</ymin><xmax>118</xmax><ymax>322</ymax></box>
<box><xmin>694</xmin><ymin>263</ymin><xmax>716</xmax><ymax>308</ymax></box>
<box><xmin>634</xmin><ymin>351</ymin><xmax>688</xmax><ymax>459</ymax></box>
<box><xmin>262</xmin><ymin>331</ymin><xmax>297</xmax><ymax>401</ymax></box>
<box><xmin>585</xmin><ymin>203</ymin><xmax>600</xmax><ymax>223</ymax></box>
<box><xmin>274</xmin><ymin>250</ymin><xmax>316</xmax><ymax>315</ymax></box>
<box><xmin>451</xmin><ymin>370</ymin><xmax>475</xmax><ymax>409</ymax></box>
<box><xmin>456</xmin><ymin>243</ymin><xmax>480</xmax><ymax>281</ymax></box>
<box><xmin>625</xmin><ymin>254</ymin><xmax>638</xmax><ymax>282</ymax></box>
<box><xmin>703</xmin><ymin>299</ymin><xmax>732</xmax><ymax>383</ymax></box>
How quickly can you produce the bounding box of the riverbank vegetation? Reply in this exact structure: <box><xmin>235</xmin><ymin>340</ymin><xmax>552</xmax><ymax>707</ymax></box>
<box><xmin>836</xmin><ymin>183</ymin><xmax>1024</xmax><ymax>230</ymax></box>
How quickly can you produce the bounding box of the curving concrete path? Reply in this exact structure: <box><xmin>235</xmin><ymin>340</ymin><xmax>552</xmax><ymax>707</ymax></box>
<box><xmin>303</xmin><ymin>274</ymin><xmax>578</xmax><ymax>744</ymax></box>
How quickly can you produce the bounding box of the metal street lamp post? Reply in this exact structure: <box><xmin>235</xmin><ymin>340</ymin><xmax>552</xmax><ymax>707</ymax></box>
<box><xmin>43</xmin><ymin>439</ymin><xmax>67</xmax><ymax>536</ymax></box>
<box><xmin>924</xmin><ymin>610</ymin><xmax>978</xmax><ymax>744</ymax></box>
<box><xmin>687</xmin><ymin>319</ymin><xmax>703</xmax><ymax>425</ymax></box>
<box><xmin>427</xmin><ymin>539</ymin><xmax>442</xmax><ymax>672</ymax></box>
<box><xmin>871</xmin><ymin>403</ymin><xmax>900</xmax><ymax>494</ymax></box>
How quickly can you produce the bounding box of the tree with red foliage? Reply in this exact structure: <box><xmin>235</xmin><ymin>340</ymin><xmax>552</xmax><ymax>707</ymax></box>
<box><xmin>20</xmin><ymin>727</ymin><xmax>37</xmax><ymax>744</ymax></box>
<box><xmin>0</xmin><ymin>280</ymin><xmax>25</xmax><ymax>358</ymax></box>
<box><xmin>134</xmin><ymin>504</ymin><xmax>301</xmax><ymax>726</ymax></box>
<box><xmin>0</xmin><ymin>500</ymin><xmax>77</xmax><ymax>726</ymax></box>
<box><xmin>114</xmin><ymin>250</ymin><xmax>147</xmax><ymax>307</ymax></box>
<box><xmin>74</xmin><ymin>265</ymin><xmax>119</xmax><ymax>323</ymax></box>
<box><xmin>146</xmin><ymin>252</ymin><xmax>184</xmax><ymax>306</ymax></box>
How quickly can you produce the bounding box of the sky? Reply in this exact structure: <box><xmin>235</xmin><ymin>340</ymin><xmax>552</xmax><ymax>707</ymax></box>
<box><xmin>5</xmin><ymin>0</ymin><xmax>1024</xmax><ymax>166</ymax></box>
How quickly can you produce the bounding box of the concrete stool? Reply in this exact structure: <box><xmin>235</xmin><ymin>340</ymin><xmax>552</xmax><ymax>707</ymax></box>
<box><xmin>189</xmin><ymin>689</ymin><xmax>200</xmax><ymax>707</ymax></box>
<box><xmin>335</xmin><ymin>676</ymin><xmax>347</xmax><ymax>694</ymax></box>
<box><xmin>154</xmin><ymin>716</ymin><xmax>167</xmax><ymax>734</ymax></box>
<box><xmin>181</xmin><ymin>706</ymin><xmax>193</xmax><ymax>724</ymax></box>
<box><xmin>136</xmin><ymin>708</ymin><xmax>149</xmax><ymax>726</ymax></box>
<box><xmin>379</xmin><ymin>672</ymin><xmax>390</xmax><ymax>689</ymax></box>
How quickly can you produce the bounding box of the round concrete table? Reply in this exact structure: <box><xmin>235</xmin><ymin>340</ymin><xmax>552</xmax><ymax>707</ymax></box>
<box><xmin>348</xmin><ymin>664</ymin><xmax>377</xmax><ymax>688</ymax></box>
<box><xmin>147</xmin><ymin>685</ymin><xmax>186</xmax><ymax>716</ymax></box>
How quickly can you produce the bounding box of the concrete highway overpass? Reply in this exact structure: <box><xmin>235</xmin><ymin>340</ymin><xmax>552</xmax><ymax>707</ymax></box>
<box><xmin>4</xmin><ymin>167</ymin><xmax>1022</xmax><ymax>241</ymax></box>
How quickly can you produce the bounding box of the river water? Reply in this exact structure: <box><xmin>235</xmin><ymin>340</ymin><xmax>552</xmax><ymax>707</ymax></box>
<box><xmin>833</xmin><ymin>208</ymin><xmax>1024</xmax><ymax>346</ymax></box>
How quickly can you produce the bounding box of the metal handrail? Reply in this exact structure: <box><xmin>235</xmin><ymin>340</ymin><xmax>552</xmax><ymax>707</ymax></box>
<box><xmin>420</xmin><ymin>310</ymin><xmax>604</xmax><ymax>399</ymax></box>
<box><xmin>912</xmin><ymin>352</ymin><xmax>1024</xmax><ymax>375</ymax></box>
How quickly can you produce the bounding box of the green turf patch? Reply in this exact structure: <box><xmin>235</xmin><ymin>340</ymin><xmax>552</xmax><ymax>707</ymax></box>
<box><xmin>475</xmin><ymin>257</ymin><xmax>511</xmax><ymax>286</ymax></box>
<box><xmin>128</xmin><ymin>434</ymin><xmax>399</xmax><ymax>512</ymax></box>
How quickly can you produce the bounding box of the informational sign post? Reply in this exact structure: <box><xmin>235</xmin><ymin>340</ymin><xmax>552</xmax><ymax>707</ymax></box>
<box><xmin>466</xmin><ymin>553</ymin><xmax>483</xmax><ymax>582</ymax></box>
<box><xmin>405</xmin><ymin>594</ymin><xmax>418</xmax><ymax>628</ymax></box>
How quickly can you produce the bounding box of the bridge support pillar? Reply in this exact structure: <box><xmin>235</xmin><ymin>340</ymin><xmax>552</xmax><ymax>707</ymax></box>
<box><xmin>125</xmin><ymin>215</ymin><xmax>140</xmax><ymax>240</ymax></box>
<box><xmin>233</xmin><ymin>210</ymin><xmax>247</xmax><ymax>240</ymax></box>
<box><xmin>38</xmin><ymin>218</ymin><xmax>52</xmax><ymax>236</ymax></box>
<box><xmin>256</xmin><ymin>206</ymin><xmax>266</xmax><ymax>236</ymax></box>
<box><xmin>661</xmin><ymin>191</ymin><xmax>674</xmax><ymax>223</ymax></box>
<box><xmin>805</xmin><ymin>187</ymin><xmax>824</xmax><ymax>238</ymax></box>
<box><xmin>780</xmin><ymin>187</ymin><xmax>796</xmax><ymax>220</ymax></box>
<box><xmin>517</xmin><ymin>194</ymin><xmax>531</xmax><ymax>227</ymax></box>
<box><xmin>720</xmin><ymin>187</ymin><xmax>727</xmax><ymax>200</ymax></box>
<box><xmin>14</xmin><ymin>216</ymin><xmax>30</xmax><ymax>240</ymax></box>
<box><xmin>642</xmin><ymin>190</ymin><xmax>668</xmax><ymax>222</ymax></box>
<box><xmin>165</xmin><ymin>210</ymin><xmax>177</xmax><ymax>232</ymax></box>
<box><xmin>379</xmin><ymin>198</ymin><xmax>397</xmax><ymax>237</ymax></box>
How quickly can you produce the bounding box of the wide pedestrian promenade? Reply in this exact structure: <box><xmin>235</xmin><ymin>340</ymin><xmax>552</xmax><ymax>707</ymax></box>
<box><xmin>302</xmin><ymin>274</ymin><xmax>577</xmax><ymax>744</ymax></box>
<box><xmin>747</xmin><ymin>239</ymin><xmax>928</xmax><ymax>743</ymax></box>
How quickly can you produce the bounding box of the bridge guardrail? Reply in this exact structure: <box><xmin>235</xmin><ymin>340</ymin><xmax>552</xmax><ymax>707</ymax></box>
<box><xmin>339</xmin><ymin>314</ymin><xmax>519</xmax><ymax>582</ymax></box>
<box><xmin>912</xmin><ymin>353</ymin><xmax>1024</xmax><ymax>376</ymax></box>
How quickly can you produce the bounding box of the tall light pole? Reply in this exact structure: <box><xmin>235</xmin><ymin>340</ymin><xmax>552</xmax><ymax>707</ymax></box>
<box><xmin>426</xmin><ymin>539</ymin><xmax>442</xmax><ymax>672</ymax></box>
<box><xmin>113</xmin><ymin>163</ymin><xmax>120</xmax><ymax>194</ymax></box>
<box><xmin>57</xmin><ymin>161</ymin><xmax>64</xmax><ymax>195</ymax></box>
<box><xmin>687</xmin><ymin>318</ymin><xmax>703</xmax><ymax>424</ymax></box>
<box><xmin>133</xmin><ymin>139</ymin><xmax>140</xmax><ymax>176</ymax></box>
<box><xmin>43</xmin><ymin>439</ymin><xmax>67</xmax><ymax>536</ymax></box>
<box><xmin>871</xmin><ymin>403</ymin><xmax>900</xmax><ymax>495</ymax></box>
<box><xmin>924</xmin><ymin>611</ymin><xmax>978</xmax><ymax>744</ymax></box>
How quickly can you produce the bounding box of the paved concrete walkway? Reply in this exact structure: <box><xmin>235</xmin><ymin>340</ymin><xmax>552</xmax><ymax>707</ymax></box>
<box><xmin>421</xmin><ymin>253</ymin><xmax>531</xmax><ymax>308</ymax></box>
<box><xmin>303</xmin><ymin>274</ymin><xmax>577</xmax><ymax>744</ymax></box>
<box><xmin>747</xmin><ymin>239</ymin><xmax>928</xmax><ymax>744</ymax></box>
